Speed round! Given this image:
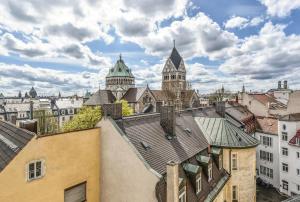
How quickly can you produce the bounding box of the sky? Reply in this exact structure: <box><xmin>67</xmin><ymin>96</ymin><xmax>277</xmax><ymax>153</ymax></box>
<box><xmin>0</xmin><ymin>0</ymin><xmax>300</xmax><ymax>96</ymax></box>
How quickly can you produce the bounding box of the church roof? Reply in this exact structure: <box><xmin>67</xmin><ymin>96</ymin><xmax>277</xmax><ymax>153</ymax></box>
<box><xmin>106</xmin><ymin>55</ymin><xmax>134</xmax><ymax>78</ymax></box>
<box><xmin>121</xmin><ymin>87</ymin><xmax>147</xmax><ymax>103</ymax></box>
<box><xmin>169</xmin><ymin>47</ymin><xmax>182</xmax><ymax>69</ymax></box>
<box><xmin>195</xmin><ymin>117</ymin><xmax>259</xmax><ymax>148</ymax></box>
<box><xmin>84</xmin><ymin>90</ymin><xmax>116</xmax><ymax>106</ymax></box>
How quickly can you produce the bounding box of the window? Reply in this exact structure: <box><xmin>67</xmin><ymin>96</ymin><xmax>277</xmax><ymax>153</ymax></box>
<box><xmin>282</xmin><ymin>163</ymin><xmax>289</xmax><ymax>172</ymax></box>
<box><xmin>260</xmin><ymin>165</ymin><xmax>273</xmax><ymax>179</ymax></box>
<box><xmin>297</xmin><ymin>184</ymin><xmax>300</xmax><ymax>191</ymax></box>
<box><xmin>297</xmin><ymin>169</ymin><xmax>300</xmax><ymax>176</ymax></box>
<box><xmin>232</xmin><ymin>185</ymin><xmax>238</xmax><ymax>202</ymax></box>
<box><xmin>196</xmin><ymin>174</ymin><xmax>201</xmax><ymax>194</ymax></box>
<box><xmin>260</xmin><ymin>150</ymin><xmax>273</xmax><ymax>162</ymax></box>
<box><xmin>232</xmin><ymin>153</ymin><xmax>238</xmax><ymax>170</ymax></box>
<box><xmin>297</xmin><ymin>138</ymin><xmax>300</xmax><ymax>146</ymax></box>
<box><xmin>69</xmin><ymin>109</ymin><xmax>74</xmax><ymax>114</ymax></box>
<box><xmin>208</xmin><ymin>163</ymin><xmax>213</xmax><ymax>182</ymax></box>
<box><xmin>179</xmin><ymin>187</ymin><xmax>186</xmax><ymax>202</ymax></box>
<box><xmin>283</xmin><ymin>124</ymin><xmax>286</xmax><ymax>130</ymax></box>
<box><xmin>27</xmin><ymin>160</ymin><xmax>44</xmax><ymax>181</ymax></box>
<box><xmin>261</xmin><ymin>136</ymin><xmax>272</xmax><ymax>147</ymax></box>
<box><xmin>282</xmin><ymin>132</ymin><xmax>288</xmax><ymax>141</ymax></box>
<box><xmin>282</xmin><ymin>147</ymin><xmax>288</xmax><ymax>156</ymax></box>
<box><xmin>282</xmin><ymin>180</ymin><xmax>288</xmax><ymax>191</ymax></box>
<box><xmin>64</xmin><ymin>182</ymin><xmax>86</xmax><ymax>202</ymax></box>
<box><xmin>297</xmin><ymin>152</ymin><xmax>300</xmax><ymax>159</ymax></box>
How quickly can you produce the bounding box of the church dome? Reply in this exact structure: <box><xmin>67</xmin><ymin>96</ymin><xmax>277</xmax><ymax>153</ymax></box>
<box><xmin>106</xmin><ymin>55</ymin><xmax>134</xmax><ymax>78</ymax></box>
<box><xmin>29</xmin><ymin>87</ymin><xmax>37</xmax><ymax>98</ymax></box>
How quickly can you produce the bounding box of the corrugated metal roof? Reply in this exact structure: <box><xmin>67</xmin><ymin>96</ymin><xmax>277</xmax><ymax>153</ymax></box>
<box><xmin>0</xmin><ymin>121</ymin><xmax>34</xmax><ymax>172</ymax></box>
<box><xmin>195</xmin><ymin>117</ymin><xmax>259</xmax><ymax>148</ymax></box>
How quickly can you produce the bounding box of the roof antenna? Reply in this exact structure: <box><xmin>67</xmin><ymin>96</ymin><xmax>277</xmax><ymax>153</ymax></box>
<box><xmin>173</xmin><ymin>39</ymin><xmax>175</xmax><ymax>48</ymax></box>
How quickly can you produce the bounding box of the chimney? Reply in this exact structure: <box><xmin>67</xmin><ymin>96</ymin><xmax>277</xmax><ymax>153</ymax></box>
<box><xmin>278</xmin><ymin>81</ymin><xmax>281</xmax><ymax>89</ymax></box>
<box><xmin>160</xmin><ymin>106</ymin><xmax>175</xmax><ymax>138</ymax></box>
<box><xmin>167</xmin><ymin>161</ymin><xmax>179</xmax><ymax>202</ymax></box>
<box><xmin>102</xmin><ymin>103</ymin><xmax>122</xmax><ymax>120</ymax></box>
<box><xmin>30</xmin><ymin>101</ymin><xmax>33</xmax><ymax>120</ymax></box>
<box><xmin>19</xmin><ymin>120</ymin><xmax>38</xmax><ymax>134</ymax></box>
<box><xmin>10</xmin><ymin>114</ymin><xmax>17</xmax><ymax>125</ymax></box>
<box><xmin>284</xmin><ymin>80</ymin><xmax>288</xmax><ymax>89</ymax></box>
<box><xmin>216</xmin><ymin>101</ymin><xmax>225</xmax><ymax>117</ymax></box>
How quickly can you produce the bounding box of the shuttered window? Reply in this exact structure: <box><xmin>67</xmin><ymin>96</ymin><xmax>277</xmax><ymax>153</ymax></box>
<box><xmin>64</xmin><ymin>182</ymin><xmax>86</xmax><ymax>202</ymax></box>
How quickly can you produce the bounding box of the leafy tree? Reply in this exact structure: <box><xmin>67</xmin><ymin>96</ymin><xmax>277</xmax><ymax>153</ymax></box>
<box><xmin>63</xmin><ymin>106</ymin><xmax>102</xmax><ymax>132</ymax></box>
<box><xmin>116</xmin><ymin>99</ymin><xmax>133</xmax><ymax>116</ymax></box>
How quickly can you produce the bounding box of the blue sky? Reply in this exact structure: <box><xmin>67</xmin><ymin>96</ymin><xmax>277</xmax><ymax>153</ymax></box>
<box><xmin>0</xmin><ymin>0</ymin><xmax>300</xmax><ymax>96</ymax></box>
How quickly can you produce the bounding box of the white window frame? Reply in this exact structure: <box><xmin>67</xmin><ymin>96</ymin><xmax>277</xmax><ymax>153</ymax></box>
<box><xmin>232</xmin><ymin>153</ymin><xmax>238</xmax><ymax>170</ymax></box>
<box><xmin>196</xmin><ymin>174</ymin><xmax>201</xmax><ymax>194</ymax></box>
<box><xmin>282</xmin><ymin>163</ymin><xmax>289</xmax><ymax>172</ymax></box>
<box><xmin>26</xmin><ymin>160</ymin><xmax>45</xmax><ymax>181</ymax></box>
<box><xmin>282</xmin><ymin>180</ymin><xmax>288</xmax><ymax>191</ymax></box>
<box><xmin>179</xmin><ymin>187</ymin><xmax>186</xmax><ymax>202</ymax></box>
<box><xmin>282</xmin><ymin>132</ymin><xmax>288</xmax><ymax>141</ymax></box>
<box><xmin>208</xmin><ymin>162</ymin><xmax>213</xmax><ymax>182</ymax></box>
<box><xmin>282</xmin><ymin>147</ymin><xmax>288</xmax><ymax>156</ymax></box>
<box><xmin>219</xmin><ymin>154</ymin><xmax>223</xmax><ymax>170</ymax></box>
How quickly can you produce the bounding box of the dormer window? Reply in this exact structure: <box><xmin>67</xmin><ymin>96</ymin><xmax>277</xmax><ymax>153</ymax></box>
<box><xmin>208</xmin><ymin>162</ymin><xmax>212</xmax><ymax>182</ymax></box>
<box><xmin>196</xmin><ymin>173</ymin><xmax>201</xmax><ymax>194</ymax></box>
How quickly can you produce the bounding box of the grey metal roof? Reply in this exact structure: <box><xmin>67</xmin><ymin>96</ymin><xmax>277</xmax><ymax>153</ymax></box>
<box><xmin>183</xmin><ymin>163</ymin><xmax>200</xmax><ymax>174</ymax></box>
<box><xmin>121</xmin><ymin>87</ymin><xmax>147</xmax><ymax>103</ymax></box>
<box><xmin>115</xmin><ymin>111</ymin><xmax>209</xmax><ymax>175</ymax></box>
<box><xmin>84</xmin><ymin>90</ymin><xmax>116</xmax><ymax>106</ymax></box>
<box><xmin>0</xmin><ymin>121</ymin><xmax>34</xmax><ymax>172</ymax></box>
<box><xmin>170</xmin><ymin>47</ymin><xmax>182</xmax><ymax>69</ymax></box>
<box><xmin>195</xmin><ymin>117</ymin><xmax>259</xmax><ymax>148</ymax></box>
<box><xmin>282</xmin><ymin>195</ymin><xmax>300</xmax><ymax>202</ymax></box>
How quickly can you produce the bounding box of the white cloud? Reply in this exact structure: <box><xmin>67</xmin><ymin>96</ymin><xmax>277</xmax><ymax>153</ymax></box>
<box><xmin>224</xmin><ymin>16</ymin><xmax>264</xmax><ymax>29</ymax></box>
<box><xmin>259</xmin><ymin>0</ymin><xmax>300</xmax><ymax>17</ymax></box>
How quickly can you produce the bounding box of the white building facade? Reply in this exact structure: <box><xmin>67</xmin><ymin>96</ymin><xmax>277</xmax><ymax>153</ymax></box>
<box><xmin>278</xmin><ymin>114</ymin><xmax>300</xmax><ymax>196</ymax></box>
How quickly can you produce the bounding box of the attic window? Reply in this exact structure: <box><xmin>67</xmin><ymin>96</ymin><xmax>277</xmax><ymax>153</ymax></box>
<box><xmin>184</xmin><ymin>128</ymin><xmax>191</xmax><ymax>134</ymax></box>
<box><xmin>119</xmin><ymin>68</ymin><xmax>121</xmax><ymax>72</ymax></box>
<box><xmin>141</xmin><ymin>141</ymin><xmax>151</xmax><ymax>150</ymax></box>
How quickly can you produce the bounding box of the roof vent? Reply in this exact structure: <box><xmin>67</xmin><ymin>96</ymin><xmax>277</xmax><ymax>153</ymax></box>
<box><xmin>141</xmin><ymin>141</ymin><xmax>151</xmax><ymax>150</ymax></box>
<box><xmin>184</xmin><ymin>128</ymin><xmax>191</xmax><ymax>134</ymax></box>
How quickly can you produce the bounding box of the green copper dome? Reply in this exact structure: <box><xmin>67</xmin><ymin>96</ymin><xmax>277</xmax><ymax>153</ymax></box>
<box><xmin>106</xmin><ymin>55</ymin><xmax>134</xmax><ymax>78</ymax></box>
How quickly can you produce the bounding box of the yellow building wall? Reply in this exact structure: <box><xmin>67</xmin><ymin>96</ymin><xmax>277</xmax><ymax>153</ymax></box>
<box><xmin>0</xmin><ymin>128</ymin><xmax>101</xmax><ymax>202</ymax></box>
<box><xmin>223</xmin><ymin>147</ymin><xmax>257</xmax><ymax>202</ymax></box>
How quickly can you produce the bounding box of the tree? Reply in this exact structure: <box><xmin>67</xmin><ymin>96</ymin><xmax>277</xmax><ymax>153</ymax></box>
<box><xmin>63</xmin><ymin>106</ymin><xmax>102</xmax><ymax>132</ymax></box>
<box><xmin>116</xmin><ymin>99</ymin><xmax>133</xmax><ymax>116</ymax></box>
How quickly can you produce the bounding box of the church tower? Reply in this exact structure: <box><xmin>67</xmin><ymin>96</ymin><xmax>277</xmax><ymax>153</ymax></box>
<box><xmin>106</xmin><ymin>54</ymin><xmax>135</xmax><ymax>99</ymax></box>
<box><xmin>161</xmin><ymin>41</ymin><xmax>187</xmax><ymax>93</ymax></box>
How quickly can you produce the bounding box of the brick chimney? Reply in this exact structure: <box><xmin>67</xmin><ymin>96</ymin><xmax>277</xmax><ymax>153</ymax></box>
<box><xmin>102</xmin><ymin>103</ymin><xmax>122</xmax><ymax>120</ymax></box>
<box><xmin>160</xmin><ymin>106</ymin><xmax>175</xmax><ymax>137</ymax></box>
<box><xmin>167</xmin><ymin>161</ymin><xmax>179</xmax><ymax>202</ymax></box>
<box><xmin>284</xmin><ymin>80</ymin><xmax>288</xmax><ymax>89</ymax></box>
<box><xmin>278</xmin><ymin>81</ymin><xmax>281</xmax><ymax>89</ymax></box>
<box><xmin>19</xmin><ymin>120</ymin><xmax>37</xmax><ymax>134</ymax></box>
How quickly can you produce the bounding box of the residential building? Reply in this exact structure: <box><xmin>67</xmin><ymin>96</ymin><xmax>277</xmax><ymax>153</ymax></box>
<box><xmin>98</xmin><ymin>105</ymin><xmax>258</xmax><ymax>202</ymax></box>
<box><xmin>0</xmin><ymin>120</ymin><xmax>101</xmax><ymax>202</ymax></box>
<box><xmin>254</xmin><ymin>117</ymin><xmax>279</xmax><ymax>188</ymax></box>
<box><xmin>55</xmin><ymin>98</ymin><xmax>83</xmax><ymax>127</ymax></box>
<box><xmin>278</xmin><ymin>113</ymin><xmax>300</xmax><ymax>196</ymax></box>
<box><xmin>268</xmin><ymin>81</ymin><xmax>292</xmax><ymax>105</ymax></box>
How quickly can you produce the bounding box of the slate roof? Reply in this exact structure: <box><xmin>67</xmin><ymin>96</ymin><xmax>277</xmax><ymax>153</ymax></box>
<box><xmin>282</xmin><ymin>195</ymin><xmax>300</xmax><ymax>202</ymax></box>
<box><xmin>121</xmin><ymin>87</ymin><xmax>147</xmax><ymax>103</ymax></box>
<box><xmin>84</xmin><ymin>90</ymin><xmax>116</xmax><ymax>106</ymax></box>
<box><xmin>115</xmin><ymin>111</ymin><xmax>210</xmax><ymax>175</ymax></box>
<box><xmin>152</xmin><ymin>90</ymin><xmax>174</xmax><ymax>101</ymax></box>
<box><xmin>106</xmin><ymin>56</ymin><xmax>134</xmax><ymax>78</ymax></box>
<box><xmin>249</xmin><ymin>93</ymin><xmax>286</xmax><ymax>109</ymax></box>
<box><xmin>280</xmin><ymin>113</ymin><xmax>300</xmax><ymax>121</ymax></box>
<box><xmin>169</xmin><ymin>47</ymin><xmax>182</xmax><ymax>69</ymax></box>
<box><xmin>0</xmin><ymin>121</ymin><xmax>34</xmax><ymax>172</ymax></box>
<box><xmin>225</xmin><ymin>102</ymin><xmax>253</xmax><ymax>122</ymax></box>
<box><xmin>4</xmin><ymin>103</ymin><xmax>30</xmax><ymax>112</ymax></box>
<box><xmin>195</xmin><ymin>117</ymin><xmax>259</xmax><ymax>148</ymax></box>
<box><xmin>256</xmin><ymin>117</ymin><xmax>278</xmax><ymax>135</ymax></box>
<box><xmin>55</xmin><ymin>98</ymin><xmax>83</xmax><ymax>109</ymax></box>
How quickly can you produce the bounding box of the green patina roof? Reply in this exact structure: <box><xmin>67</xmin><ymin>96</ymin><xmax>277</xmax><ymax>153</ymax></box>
<box><xmin>106</xmin><ymin>55</ymin><xmax>134</xmax><ymax>78</ymax></box>
<box><xmin>183</xmin><ymin>163</ymin><xmax>201</xmax><ymax>174</ymax></box>
<box><xmin>211</xmin><ymin>147</ymin><xmax>221</xmax><ymax>155</ymax></box>
<box><xmin>196</xmin><ymin>155</ymin><xmax>210</xmax><ymax>164</ymax></box>
<box><xmin>195</xmin><ymin>117</ymin><xmax>259</xmax><ymax>148</ymax></box>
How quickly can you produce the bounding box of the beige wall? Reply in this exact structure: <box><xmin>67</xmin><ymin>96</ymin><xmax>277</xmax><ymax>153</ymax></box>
<box><xmin>97</xmin><ymin>119</ymin><xmax>160</xmax><ymax>202</ymax></box>
<box><xmin>240</xmin><ymin>93</ymin><xmax>269</xmax><ymax>117</ymax></box>
<box><xmin>223</xmin><ymin>148</ymin><xmax>256</xmax><ymax>202</ymax></box>
<box><xmin>0</xmin><ymin>128</ymin><xmax>101</xmax><ymax>202</ymax></box>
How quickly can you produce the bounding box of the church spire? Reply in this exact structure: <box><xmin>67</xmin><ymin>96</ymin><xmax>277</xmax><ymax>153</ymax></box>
<box><xmin>173</xmin><ymin>39</ymin><xmax>175</xmax><ymax>48</ymax></box>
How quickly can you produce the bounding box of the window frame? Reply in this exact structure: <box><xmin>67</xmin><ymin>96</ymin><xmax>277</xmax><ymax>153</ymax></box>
<box><xmin>282</xmin><ymin>147</ymin><xmax>288</xmax><ymax>156</ymax></box>
<box><xmin>282</xmin><ymin>163</ymin><xmax>289</xmax><ymax>172</ymax></box>
<box><xmin>232</xmin><ymin>185</ymin><xmax>239</xmax><ymax>202</ymax></box>
<box><xmin>232</xmin><ymin>153</ymin><xmax>238</xmax><ymax>171</ymax></box>
<box><xmin>196</xmin><ymin>173</ymin><xmax>202</xmax><ymax>194</ymax></box>
<box><xmin>282</xmin><ymin>180</ymin><xmax>289</xmax><ymax>191</ymax></box>
<box><xmin>208</xmin><ymin>162</ymin><xmax>213</xmax><ymax>182</ymax></box>
<box><xmin>282</xmin><ymin>132</ymin><xmax>288</xmax><ymax>141</ymax></box>
<box><xmin>179</xmin><ymin>186</ymin><xmax>186</xmax><ymax>202</ymax></box>
<box><xmin>26</xmin><ymin>160</ymin><xmax>45</xmax><ymax>182</ymax></box>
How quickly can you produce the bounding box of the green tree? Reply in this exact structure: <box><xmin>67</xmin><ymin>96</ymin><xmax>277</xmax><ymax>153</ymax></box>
<box><xmin>63</xmin><ymin>106</ymin><xmax>102</xmax><ymax>132</ymax></box>
<box><xmin>116</xmin><ymin>99</ymin><xmax>133</xmax><ymax>116</ymax></box>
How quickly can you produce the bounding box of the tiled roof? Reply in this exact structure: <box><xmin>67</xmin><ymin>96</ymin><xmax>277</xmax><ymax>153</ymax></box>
<box><xmin>225</xmin><ymin>103</ymin><xmax>253</xmax><ymax>122</ymax></box>
<box><xmin>0</xmin><ymin>121</ymin><xmax>34</xmax><ymax>172</ymax></box>
<box><xmin>84</xmin><ymin>90</ymin><xmax>116</xmax><ymax>106</ymax></box>
<box><xmin>121</xmin><ymin>87</ymin><xmax>147</xmax><ymax>103</ymax></box>
<box><xmin>256</xmin><ymin>117</ymin><xmax>278</xmax><ymax>135</ymax></box>
<box><xmin>195</xmin><ymin>117</ymin><xmax>259</xmax><ymax>148</ymax></box>
<box><xmin>289</xmin><ymin>129</ymin><xmax>300</xmax><ymax>147</ymax></box>
<box><xmin>250</xmin><ymin>93</ymin><xmax>286</xmax><ymax>109</ymax></box>
<box><xmin>115</xmin><ymin>111</ymin><xmax>210</xmax><ymax>175</ymax></box>
<box><xmin>170</xmin><ymin>47</ymin><xmax>182</xmax><ymax>69</ymax></box>
<box><xmin>152</xmin><ymin>90</ymin><xmax>175</xmax><ymax>101</ymax></box>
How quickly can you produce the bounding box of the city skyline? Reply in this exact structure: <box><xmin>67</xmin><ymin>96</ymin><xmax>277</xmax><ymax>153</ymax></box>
<box><xmin>1</xmin><ymin>0</ymin><xmax>300</xmax><ymax>96</ymax></box>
